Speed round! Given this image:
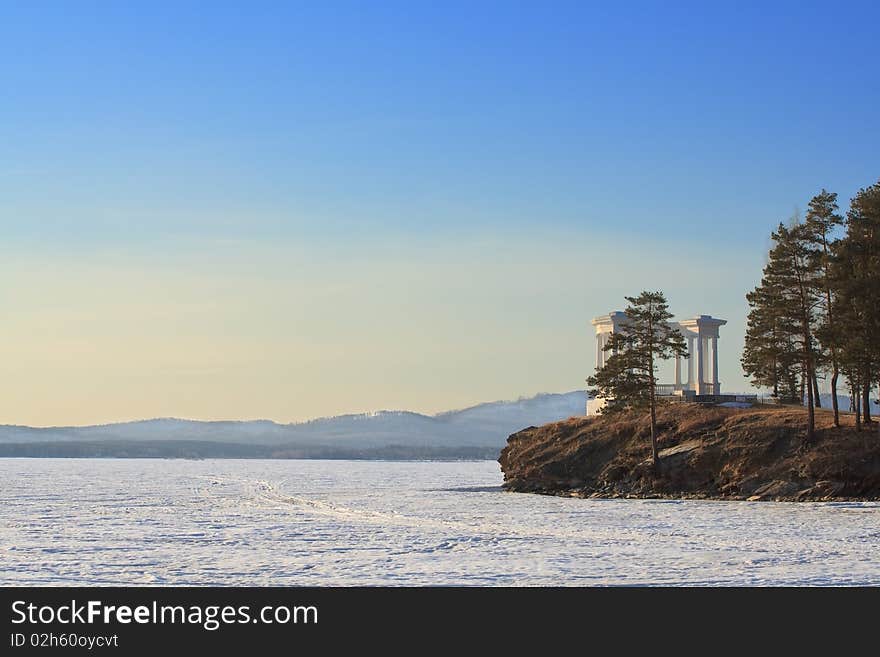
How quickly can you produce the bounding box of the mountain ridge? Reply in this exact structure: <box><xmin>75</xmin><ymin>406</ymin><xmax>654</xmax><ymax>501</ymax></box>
<box><xmin>0</xmin><ymin>391</ymin><xmax>589</xmax><ymax>457</ymax></box>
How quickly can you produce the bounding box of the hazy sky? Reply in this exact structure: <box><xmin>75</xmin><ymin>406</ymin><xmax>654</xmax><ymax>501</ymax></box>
<box><xmin>2</xmin><ymin>2</ymin><xmax>878</xmax><ymax>426</ymax></box>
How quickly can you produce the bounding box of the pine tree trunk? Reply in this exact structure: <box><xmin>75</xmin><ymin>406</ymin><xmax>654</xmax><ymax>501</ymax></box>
<box><xmin>805</xmin><ymin>362</ymin><xmax>815</xmax><ymax>443</ymax></box>
<box><xmin>863</xmin><ymin>373</ymin><xmax>872</xmax><ymax>424</ymax></box>
<box><xmin>824</xmin><ymin>281</ymin><xmax>839</xmax><ymax>426</ymax></box>
<box><xmin>649</xmin><ymin>393</ymin><xmax>658</xmax><ymax>467</ymax></box>
<box><xmin>812</xmin><ymin>372</ymin><xmax>822</xmax><ymax>408</ymax></box>
<box><xmin>802</xmin><ymin>324</ymin><xmax>816</xmax><ymax>442</ymax></box>
<box><xmin>854</xmin><ymin>384</ymin><xmax>862</xmax><ymax>432</ymax></box>
<box><xmin>830</xmin><ymin>368</ymin><xmax>840</xmax><ymax>427</ymax></box>
<box><xmin>648</xmin><ymin>349</ymin><xmax>659</xmax><ymax>468</ymax></box>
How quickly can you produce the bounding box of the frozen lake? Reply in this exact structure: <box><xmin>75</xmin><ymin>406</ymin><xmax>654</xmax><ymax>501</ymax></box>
<box><xmin>1</xmin><ymin>458</ymin><xmax>878</xmax><ymax>586</ymax></box>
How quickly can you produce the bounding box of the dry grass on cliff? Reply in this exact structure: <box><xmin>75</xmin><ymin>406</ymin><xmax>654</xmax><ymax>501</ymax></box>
<box><xmin>499</xmin><ymin>403</ymin><xmax>880</xmax><ymax>500</ymax></box>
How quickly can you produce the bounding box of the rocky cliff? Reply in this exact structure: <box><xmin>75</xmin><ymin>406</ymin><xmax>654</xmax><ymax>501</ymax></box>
<box><xmin>498</xmin><ymin>404</ymin><xmax>880</xmax><ymax>501</ymax></box>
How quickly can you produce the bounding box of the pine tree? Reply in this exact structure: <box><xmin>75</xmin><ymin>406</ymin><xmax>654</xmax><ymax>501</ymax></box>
<box><xmin>831</xmin><ymin>239</ymin><xmax>870</xmax><ymax>431</ymax></box>
<box><xmin>837</xmin><ymin>181</ymin><xmax>880</xmax><ymax>428</ymax></box>
<box><xmin>587</xmin><ymin>332</ymin><xmax>650</xmax><ymax>413</ymax></box>
<box><xmin>803</xmin><ymin>190</ymin><xmax>844</xmax><ymax>425</ymax></box>
<box><xmin>587</xmin><ymin>291</ymin><xmax>687</xmax><ymax>467</ymax></box>
<box><xmin>742</xmin><ymin>279</ymin><xmax>800</xmax><ymax>402</ymax></box>
<box><xmin>743</xmin><ymin>223</ymin><xmax>822</xmax><ymax>441</ymax></box>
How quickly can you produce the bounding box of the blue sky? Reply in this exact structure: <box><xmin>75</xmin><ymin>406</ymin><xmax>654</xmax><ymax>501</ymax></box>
<box><xmin>1</xmin><ymin>2</ymin><xmax>878</xmax><ymax>424</ymax></box>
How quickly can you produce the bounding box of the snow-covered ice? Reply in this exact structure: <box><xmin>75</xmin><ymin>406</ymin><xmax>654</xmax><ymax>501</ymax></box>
<box><xmin>1</xmin><ymin>458</ymin><xmax>878</xmax><ymax>586</ymax></box>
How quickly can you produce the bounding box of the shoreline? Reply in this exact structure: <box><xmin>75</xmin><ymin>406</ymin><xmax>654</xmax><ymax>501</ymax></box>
<box><xmin>499</xmin><ymin>404</ymin><xmax>880</xmax><ymax>503</ymax></box>
<box><xmin>503</xmin><ymin>487</ymin><xmax>880</xmax><ymax>503</ymax></box>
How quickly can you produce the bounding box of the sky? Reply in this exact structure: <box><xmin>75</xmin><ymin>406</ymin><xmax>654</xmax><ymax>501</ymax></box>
<box><xmin>1</xmin><ymin>1</ymin><xmax>878</xmax><ymax>426</ymax></box>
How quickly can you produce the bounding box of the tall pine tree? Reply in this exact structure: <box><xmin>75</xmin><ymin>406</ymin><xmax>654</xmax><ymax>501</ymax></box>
<box><xmin>837</xmin><ymin>181</ymin><xmax>880</xmax><ymax>427</ymax></box>
<box><xmin>587</xmin><ymin>291</ymin><xmax>687</xmax><ymax>467</ymax></box>
<box><xmin>803</xmin><ymin>190</ymin><xmax>844</xmax><ymax>425</ymax></box>
<box><xmin>743</xmin><ymin>223</ymin><xmax>822</xmax><ymax>441</ymax></box>
<box><xmin>742</xmin><ymin>278</ymin><xmax>800</xmax><ymax>402</ymax></box>
<box><xmin>831</xmin><ymin>238</ymin><xmax>870</xmax><ymax>431</ymax></box>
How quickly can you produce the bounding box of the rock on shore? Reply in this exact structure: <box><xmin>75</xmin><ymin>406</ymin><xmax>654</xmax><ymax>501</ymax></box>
<box><xmin>498</xmin><ymin>404</ymin><xmax>880</xmax><ymax>501</ymax></box>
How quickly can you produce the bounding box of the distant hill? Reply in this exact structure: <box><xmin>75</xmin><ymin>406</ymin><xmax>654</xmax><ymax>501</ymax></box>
<box><xmin>0</xmin><ymin>391</ymin><xmax>588</xmax><ymax>459</ymax></box>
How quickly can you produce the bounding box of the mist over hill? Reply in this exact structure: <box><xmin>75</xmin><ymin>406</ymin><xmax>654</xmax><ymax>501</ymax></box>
<box><xmin>0</xmin><ymin>391</ymin><xmax>588</xmax><ymax>459</ymax></box>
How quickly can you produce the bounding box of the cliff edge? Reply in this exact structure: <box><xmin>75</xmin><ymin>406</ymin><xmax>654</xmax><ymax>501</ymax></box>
<box><xmin>498</xmin><ymin>404</ymin><xmax>880</xmax><ymax>501</ymax></box>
